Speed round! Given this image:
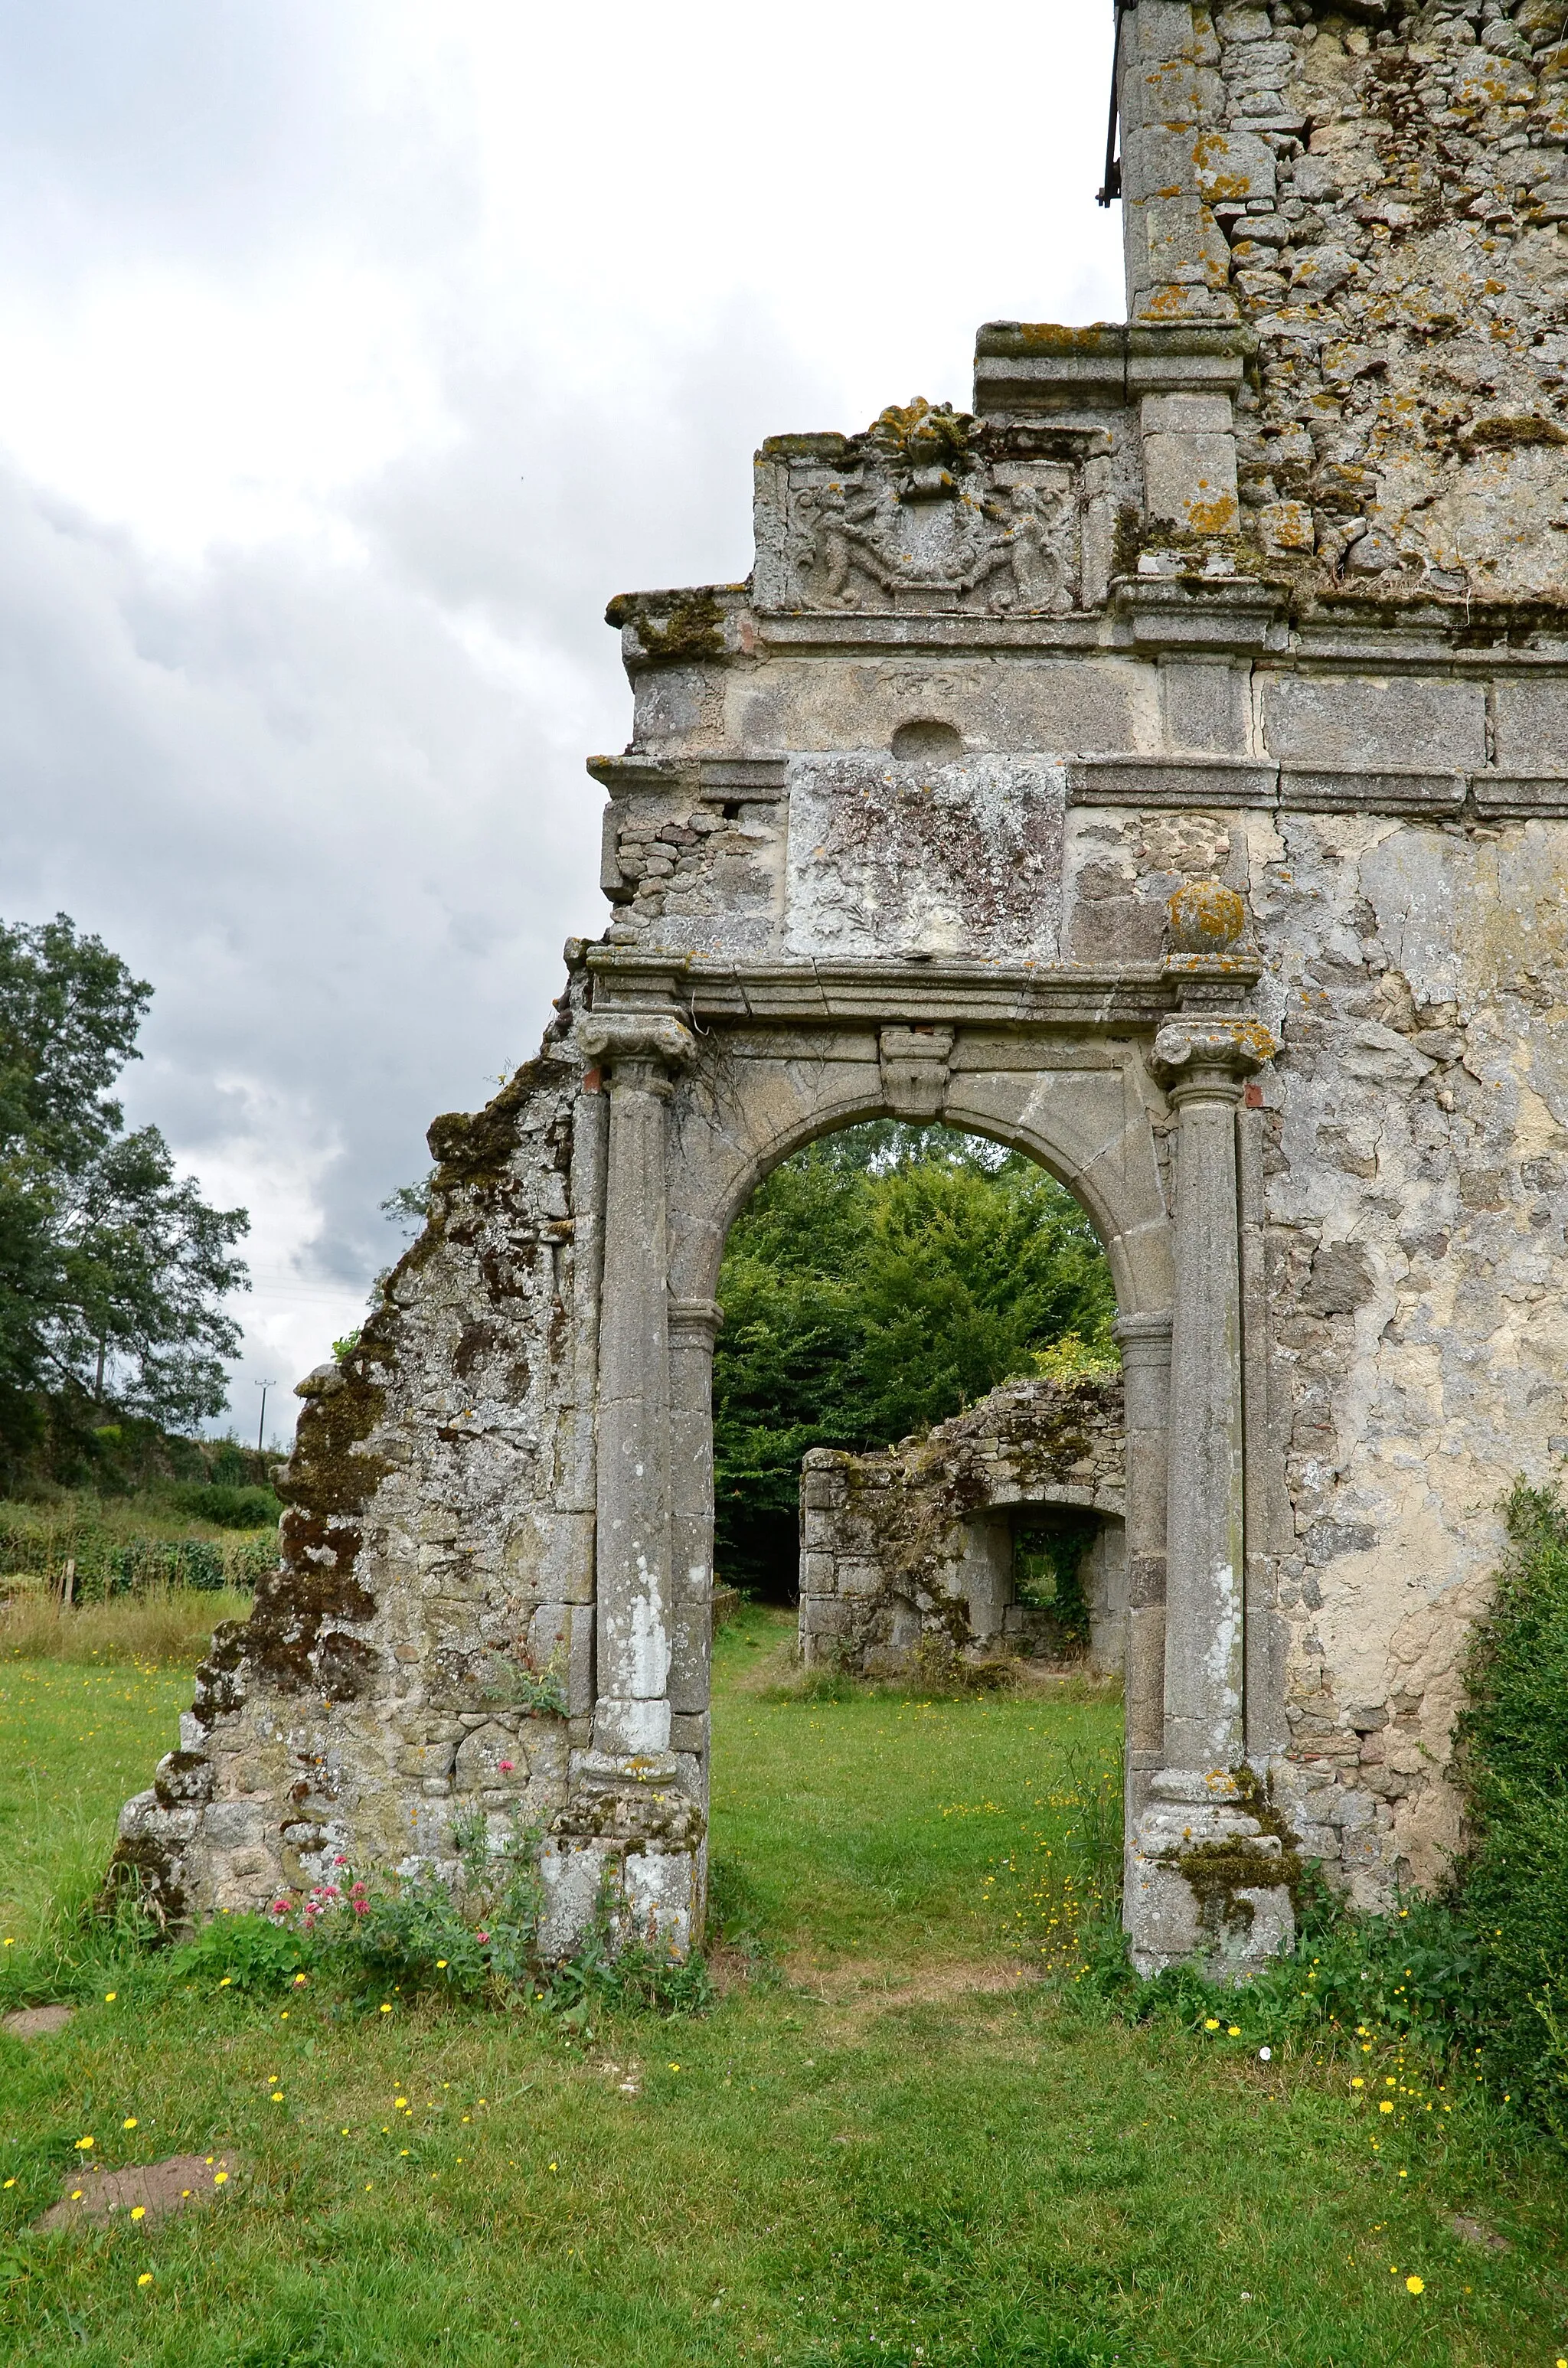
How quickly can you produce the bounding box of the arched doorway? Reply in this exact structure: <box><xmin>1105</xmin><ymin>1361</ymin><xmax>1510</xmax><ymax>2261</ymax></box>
<box><xmin>577</xmin><ymin>965</ymin><xmax>1289</xmax><ymax>1981</ymax></box>
<box><xmin>578</xmin><ymin>1002</ymin><xmax>1176</xmax><ymax>1935</ymax></box>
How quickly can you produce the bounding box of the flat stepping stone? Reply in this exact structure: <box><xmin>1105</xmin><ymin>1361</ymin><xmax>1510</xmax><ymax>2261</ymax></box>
<box><xmin>1448</xmin><ymin>2213</ymin><xmax>1511</xmax><ymax>2253</ymax></box>
<box><xmin>38</xmin><ymin>2153</ymin><xmax>241</xmax><ymax>2230</ymax></box>
<box><xmin>3</xmin><ymin>2004</ymin><xmax>75</xmax><ymax>2040</ymax></box>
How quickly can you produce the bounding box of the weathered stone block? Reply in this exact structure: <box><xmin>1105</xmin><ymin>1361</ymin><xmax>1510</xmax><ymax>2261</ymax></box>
<box><xmin>1262</xmin><ymin>677</ymin><xmax>1488</xmax><ymax>772</ymax></box>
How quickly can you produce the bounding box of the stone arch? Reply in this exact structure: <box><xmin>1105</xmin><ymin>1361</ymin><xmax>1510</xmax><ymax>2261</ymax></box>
<box><xmin>665</xmin><ymin>1034</ymin><xmax>1173</xmax><ymax>1323</ymax></box>
<box><xmin>647</xmin><ymin>1024</ymin><xmax>1179</xmax><ymax>1916</ymax></box>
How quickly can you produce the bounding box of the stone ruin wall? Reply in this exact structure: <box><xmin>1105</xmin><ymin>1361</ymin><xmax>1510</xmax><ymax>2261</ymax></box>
<box><xmin>108</xmin><ymin>0</ymin><xmax>1568</xmax><ymax>1956</ymax></box>
<box><xmin>1119</xmin><ymin>0</ymin><xmax>1568</xmax><ymax>1900</ymax></box>
<box><xmin>110</xmin><ymin>1007</ymin><xmax>622</xmax><ymax>1947</ymax></box>
<box><xmin>797</xmin><ymin>1375</ymin><xmax>1129</xmax><ymax>1679</ymax></box>
<box><xmin>1132</xmin><ymin>0</ymin><xmax>1568</xmax><ymax>599</ymax></box>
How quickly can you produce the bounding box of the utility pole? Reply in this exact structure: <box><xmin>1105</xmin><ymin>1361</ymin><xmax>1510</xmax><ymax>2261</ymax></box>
<box><xmin>255</xmin><ymin>1378</ymin><xmax>276</xmax><ymax>1457</ymax></box>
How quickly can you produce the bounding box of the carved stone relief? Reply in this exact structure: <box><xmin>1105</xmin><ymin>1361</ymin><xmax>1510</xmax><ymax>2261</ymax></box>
<box><xmin>758</xmin><ymin>401</ymin><xmax>1102</xmax><ymax>619</ymax></box>
<box><xmin>783</xmin><ymin>753</ymin><xmax>1065</xmax><ymax>962</ymax></box>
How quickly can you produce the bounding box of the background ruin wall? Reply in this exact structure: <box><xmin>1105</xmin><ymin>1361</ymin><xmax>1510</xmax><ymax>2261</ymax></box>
<box><xmin>798</xmin><ymin>1377</ymin><xmax>1129</xmax><ymax>1678</ymax></box>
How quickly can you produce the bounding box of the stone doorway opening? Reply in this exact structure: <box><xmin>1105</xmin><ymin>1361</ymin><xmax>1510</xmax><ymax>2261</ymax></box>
<box><xmin>707</xmin><ymin>1116</ymin><xmax>1121</xmax><ymax>1627</ymax></box>
<box><xmin>704</xmin><ymin>1113</ymin><xmax>1129</xmax><ymax>1966</ymax></box>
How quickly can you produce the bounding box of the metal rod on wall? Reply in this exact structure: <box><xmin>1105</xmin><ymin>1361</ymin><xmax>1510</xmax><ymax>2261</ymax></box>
<box><xmin>1096</xmin><ymin>1</ymin><xmax>1125</xmax><ymax>207</ymax></box>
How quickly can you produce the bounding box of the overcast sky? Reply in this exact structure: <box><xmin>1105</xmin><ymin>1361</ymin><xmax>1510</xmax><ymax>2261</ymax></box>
<box><xmin>0</xmin><ymin>0</ymin><xmax>1122</xmax><ymax>1442</ymax></box>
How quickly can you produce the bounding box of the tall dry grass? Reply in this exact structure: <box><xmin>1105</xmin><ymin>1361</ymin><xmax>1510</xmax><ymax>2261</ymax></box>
<box><xmin>0</xmin><ymin>1582</ymin><xmax>253</xmax><ymax>1667</ymax></box>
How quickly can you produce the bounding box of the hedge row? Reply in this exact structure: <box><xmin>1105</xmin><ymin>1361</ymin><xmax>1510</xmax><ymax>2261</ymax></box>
<box><xmin>0</xmin><ymin>1513</ymin><xmax>276</xmax><ymax>1599</ymax></box>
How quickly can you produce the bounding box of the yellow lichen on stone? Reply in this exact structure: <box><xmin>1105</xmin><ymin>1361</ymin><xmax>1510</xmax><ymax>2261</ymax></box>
<box><xmin>1167</xmin><ymin>879</ymin><xmax>1248</xmax><ymax>954</ymax></box>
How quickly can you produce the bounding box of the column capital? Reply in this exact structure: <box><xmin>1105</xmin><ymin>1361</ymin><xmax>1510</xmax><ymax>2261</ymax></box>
<box><xmin>1151</xmin><ymin>1017</ymin><xmax>1276</xmax><ymax>1097</ymax></box>
<box><xmin>1113</xmin><ymin>1309</ymin><xmax>1173</xmax><ymax>1354</ymax></box>
<box><xmin>668</xmin><ymin>1297</ymin><xmax>724</xmax><ymax>1347</ymax></box>
<box><xmin>579</xmin><ymin>1011</ymin><xmax>696</xmax><ymax>1089</ymax></box>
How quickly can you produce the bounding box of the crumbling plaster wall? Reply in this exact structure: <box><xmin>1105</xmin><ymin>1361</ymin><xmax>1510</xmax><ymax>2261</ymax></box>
<box><xmin>798</xmin><ymin>1376</ymin><xmax>1128</xmax><ymax>1677</ymax></box>
<box><xmin>1069</xmin><ymin>793</ymin><xmax>1568</xmax><ymax>1901</ymax></box>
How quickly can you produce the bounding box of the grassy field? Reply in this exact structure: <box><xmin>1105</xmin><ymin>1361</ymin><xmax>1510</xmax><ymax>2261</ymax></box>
<box><xmin>1</xmin><ymin>1602</ymin><xmax>1565</xmax><ymax>2366</ymax></box>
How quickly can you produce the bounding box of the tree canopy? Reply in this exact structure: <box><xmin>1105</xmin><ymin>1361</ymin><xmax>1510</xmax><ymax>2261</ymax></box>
<box><xmin>0</xmin><ymin>912</ymin><xmax>250</xmax><ymax>1460</ymax></box>
<box><xmin>711</xmin><ymin>1122</ymin><xmax>1116</xmax><ymax>1594</ymax></box>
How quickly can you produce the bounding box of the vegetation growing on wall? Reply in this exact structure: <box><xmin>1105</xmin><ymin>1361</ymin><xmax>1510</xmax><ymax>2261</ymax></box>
<box><xmin>711</xmin><ymin>1122</ymin><xmax>1116</xmax><ymax>1594</ymax></box>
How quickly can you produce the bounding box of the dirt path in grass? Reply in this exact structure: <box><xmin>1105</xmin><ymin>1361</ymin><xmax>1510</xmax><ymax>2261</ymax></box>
<box><xmin>779</xmin><ymin>1955</ymin><xmax>1035</xmax><ymax>2038</ymax></box>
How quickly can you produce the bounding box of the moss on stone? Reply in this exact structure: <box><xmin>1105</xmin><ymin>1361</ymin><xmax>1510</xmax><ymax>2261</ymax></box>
<box><xmin>604</xmin><ymin>589</ymin><xmax>726</xmax><ymax>663</ymax></box>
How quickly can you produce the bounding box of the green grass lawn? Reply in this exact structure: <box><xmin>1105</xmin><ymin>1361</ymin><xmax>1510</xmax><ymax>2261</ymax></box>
<box><xmin>2</xmin><ymin>1603</ymin><xmax>1565</xmax><ymax>2366</ymax></box>
<box><xmin>0</xmin><ymin>1655</ymin><xmax>196</xmax><ymax>1961</ymax></box>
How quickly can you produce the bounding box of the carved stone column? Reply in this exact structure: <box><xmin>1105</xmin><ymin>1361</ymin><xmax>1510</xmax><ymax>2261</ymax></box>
<box><xmin>577</xmin><ymin>1012</ymin><xmax>694</xmax><ymax>1756</ymax></box>
<box><xmin>1114</xmin><ymin>1308</ymin><xmax>1172</xmax><ymax>1834</ymax></box>
<box><xmin>537</xmin><ymin>1011</ymin><xmax>705</xmax><ymax>1964</ymax></box>
<box><xmin>1128</xmin><ymin>1005</ymin><xmax>1294</xmax><ymax>1982</ymax></box>
<box><xmin>1157</xmin><ymin>1020</ymin><xmax>1254</xmax><ymax>1774</ymax></box>
<box><xmin>668</xmin><ymin>1296</ymin><xmax>724</xmax><ymax>1759</ymax></box>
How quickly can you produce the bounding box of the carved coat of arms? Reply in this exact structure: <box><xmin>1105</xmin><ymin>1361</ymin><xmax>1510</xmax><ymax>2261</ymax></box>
<box><xmin>757</xmin><ymin>399</ymin><xmax>1085</xmax><ymax>618</ymax></box>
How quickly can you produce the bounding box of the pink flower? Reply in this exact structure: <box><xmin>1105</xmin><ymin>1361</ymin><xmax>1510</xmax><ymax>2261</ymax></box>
<box><xmin>496</xmin><ymin>1760</ymin><xmax>515</xmax><ymax>1775</ymax></box>
<box><xmin>475</xmin><ymin>1930</ymin><xmax>490</xmax><ymax>1945</ymax></box>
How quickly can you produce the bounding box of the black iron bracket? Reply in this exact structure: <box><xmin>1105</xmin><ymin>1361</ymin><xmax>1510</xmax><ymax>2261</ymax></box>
<box><xmin>1096</xmin><ymin>2</ymin><xmax>1125</xmax><ymax>207</ymax></box>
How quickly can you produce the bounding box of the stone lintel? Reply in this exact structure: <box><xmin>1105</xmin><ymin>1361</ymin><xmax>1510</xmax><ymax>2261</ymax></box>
<box><xmin>586</xmin><ymin>952</ymin><xmax>1178</xmax><ymax>1033</ymax></box>
<box><xmin>1111</xmin><ymin>576</ymin><xmax>1287</xmax><ymax>652</ymax></box>
<box><xmin>972</xmin><ymin>320</ymin><xmax>1250</xmax><ymax>416</ymax></box>
<box><xmin>586</xmin><ymin>753</ymin><xmax>788</xmax><ymax>800</ymax></box>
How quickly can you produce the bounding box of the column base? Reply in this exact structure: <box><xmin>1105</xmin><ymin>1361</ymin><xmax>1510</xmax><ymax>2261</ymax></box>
<box><xmin>538</xmin><ymin>1750</ymin><xmax>706</xmax><ymax>1963</ymax></box>
<box><xmin>593</xmin><ymin>1694</ymin><xmax>672</xmax><ymax>1754</ymax></box>
<box><xmin>1125</xmin><ymin>1768</ymin><xmax>1295</xmax><ymax>1984</ymax></box>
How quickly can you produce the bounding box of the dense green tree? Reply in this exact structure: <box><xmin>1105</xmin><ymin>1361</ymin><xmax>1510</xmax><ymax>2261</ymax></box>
<box><xmin>0</xmin><ymin>913</ymin><xmax>250</xmax><ymax>1456</ymax></box>
<box><xmin>712</xmin><ymin>1123</ymin><xmax>1116</xmax><ymax>1593</ymax></box>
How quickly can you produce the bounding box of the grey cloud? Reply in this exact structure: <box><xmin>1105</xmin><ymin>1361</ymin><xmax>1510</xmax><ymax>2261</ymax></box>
<box><xmin>0</xmin><ymin>5</ymin><xmax>1123</xmax><ymax>1435</ymax></box>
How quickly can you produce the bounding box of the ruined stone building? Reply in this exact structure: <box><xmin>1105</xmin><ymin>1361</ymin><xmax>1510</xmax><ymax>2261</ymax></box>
<box><xmin>799</xmin><ymin>1375</ymin><xmax>1130</xmax><ymax>1680</ymax></box>
<box><xmin>114</xmin><ymin>1</ymin><xmax>1568</xmax><ymax>1980</ymax></box>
